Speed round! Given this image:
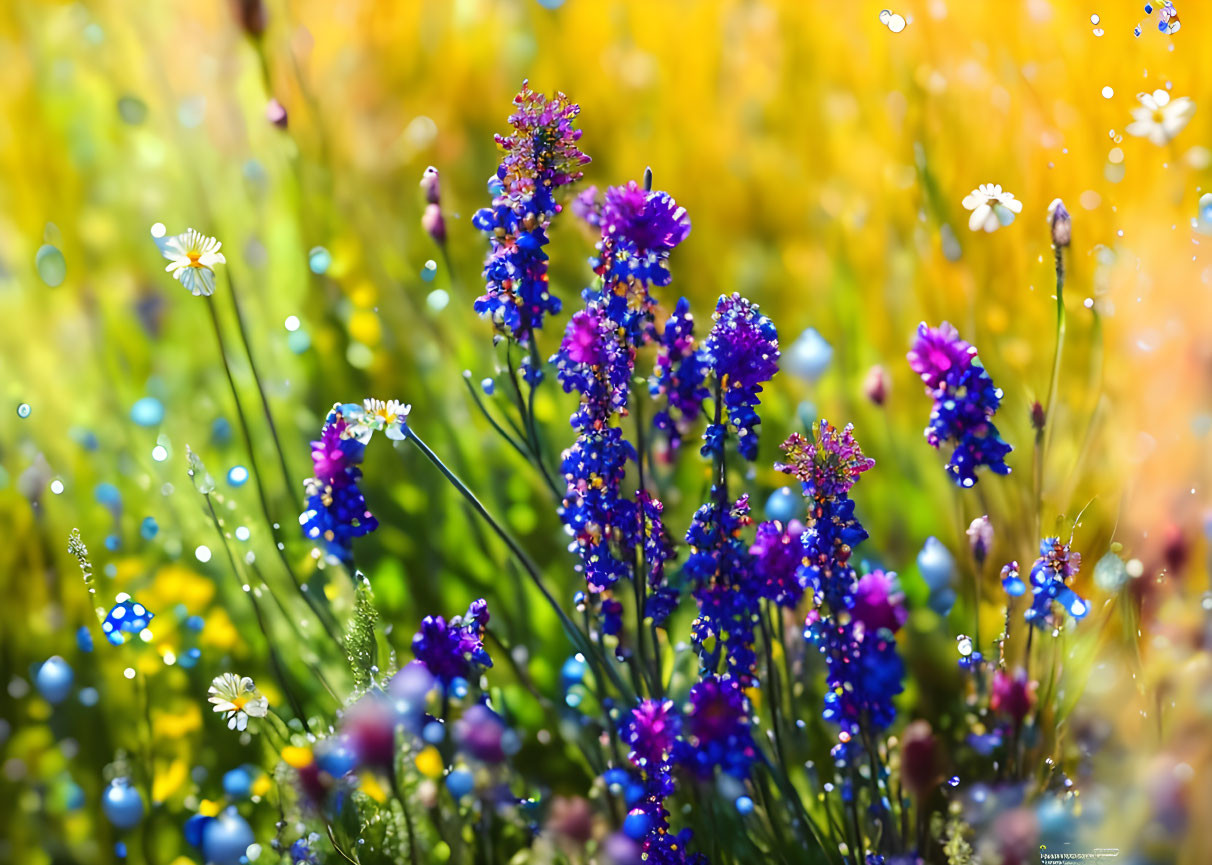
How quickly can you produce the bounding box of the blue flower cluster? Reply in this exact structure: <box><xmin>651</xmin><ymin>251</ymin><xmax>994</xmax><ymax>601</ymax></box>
<box><xmin>552</xmin><ymin>306</ymin><xmax>635</xmax><ymax>431</ymax></box>
<box><xmin>778</xmin><ymin>422</ymin><xmax>904</xmax><ymax>756</ymax></box>
<box><xmin>702</xmin><ymin>293</ymin><xmax>780</xmax><ymax>461</ymax></box>
<box><xmin>907</xmin><ymin>321</ymin><xmax>1012</xmax><ymax>488</ymax></box>
<box><xmin>473</xmin><ymin>83</ymin><xmax>590</xmax><ymax>341</ymax></box>
<box><xmin>558</xmin><ymin>428</ymin><xmax>637</xmax><ymax>592</ymax></box>
<box><xmin>651</xmin><ymin>297</ymin><xmax>710</xmax><ymax>456</ymax></box>
<box><xmin>1024</xmin><ymin>537</ymin><xmax>1088</xmax><ymax>627</ymax></box>
<box><xmin>300</xmin><ymin>407</ymin><xmax>377</xmax><ymax>564</ymax></box>
<box><xmin>684</xmin><ymin>492</ymin><xmax>761</xmax><ymax>685</ymax></box>
<box><xmin>639</xmin><ymin>492</ymin><xmax>679</xmax><ymax>626</ymax></box>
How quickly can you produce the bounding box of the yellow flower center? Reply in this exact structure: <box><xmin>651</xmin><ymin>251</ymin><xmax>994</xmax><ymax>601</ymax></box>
<box><xmin>232</xmin><ymin>694</ymin><xmax>250</xmax><ymax>711</ymax></box>
<box><xmin>187</xmin><ymin>250</ymin><xmax>203</xmax><ymax>267</ymax></box>
<box><xmin>1152</xmin><ymin>109</ymin><xmax>1166</xmax><ymax>124</ymax></box>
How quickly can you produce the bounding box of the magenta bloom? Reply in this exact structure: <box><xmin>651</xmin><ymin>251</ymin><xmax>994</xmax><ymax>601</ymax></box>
<box><xmin>750</xmin><ymin>519</ymin><xmax>807</xmax><ymax>607</ymax></box>
<box><xmin>622</xmin><ymin>699</ymin><xmax>681</xmax><ymax>774</ymax></box>
<box><xmin>851</xmin><ymin>570</ymin><xmax>908</xmax><ymax>634</ymax></box>
<box><xmin>907</xmin><ymin>321</ymin><xmax>976</xmax><ymax>391</ymax></box>
<box><xmin>776</xmin><ymin>420</ymin><xmax>875</xmax><ymax>501</ymax></box>
<box><xmin>991</xmin><ymin>668</ymin><xmax>1035</xmax><ymax>724</ymax></box>
<box><xmin>602</xmin><ymin>181</ymin><xmax>692</xmax><ymax>254</ymax></box>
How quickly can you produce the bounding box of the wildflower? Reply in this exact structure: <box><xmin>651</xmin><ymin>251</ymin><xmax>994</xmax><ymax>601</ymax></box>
<box><xmin>1125</xmin><ymin>89</ymin><xmax>1194</xmax><ymax>146</ymax></box>
<box><xmin>780</xmin><ymin>422</ymin><xmax>904</xmax><ymax>752</ymax></box>
<box><xmin>558</xmin><ymin>428</ymin><xmax>637</xmax><ymax>592</ymax></box>
<box><xmin>207</xmin><ymin>673</ymin><xmax>268</xmax><ymax>731</ymax></box>
<box><xmin>570</xmin><ymin>185</ymin><xmax>602</xmax><ymax>228</ymax></box>
<box><xmin>454</xmin><ymin>703</ymin><xmax>511</xmax><ymax>763</ymax></box>
<box><xmin>580</xmin><ymin>180</ymin><xmax>691</xmax><ymax>346</ymax></box>
<box><xmin>678</xmin><ymin>675</ymin><xmax>757</xmax><ymax>779</ymax></box>
<box><xmin>684</xmin><ymin>493</ymin><xmax>761</xmax><ymax>683</ymax></box>
<box><xmin>908</xmin><ymin>322</ymin><xmax>1012</xmax><ymax>487</ymax></box>
<box><xmin>701</xmin><ymin>293</ymin><xmax>780</xmax><ymax>461</ymax></box>
<box><xmin>639</xmin><ymin>492</ymin><xmax>679</xmax><ymax>626</ymax></box>
<box><xmin>473</xmin><ymin>82</ymin><xmax>589</xmax><ymax>340</ymax></box>
<box><xmin>300</xmin><ymin>406</ymin><xmax>379</xmax><ymax>564</ymax></box>
<box><xmin>864</xmin><ymin>364</ymin><xmax>889</xmax><ymax>405</ymax></box>
<box><xmin>622</xmin><ymin>699</ymin><xmax>681</xmax><ymax>778</ymax></box>
<box><xmin>749</xmin><ymin>518</ymin><xmax>807</xmax><ymax>607</ymax></box>
<box><xmin>967</xmin><ymin>515</ymin><xmax>994</xmax><ymax>566</ymax></box>
<box><xmin>990</xmin><ymin>668</ymin><xmax>1035</xmax><ymax>724</ymax></box>
<box><xmin>1047</xmin><ymin>198</ymin><xmax>1071</xmax><ymax>248</ymax></box>
<box><xmin>961</xmin><ymin>183</ymin><xmax>1023</xmax><ymax>233</ymax></box>
<box><xmin>420</xmin><ymin>167</ymin><xmax>446</xmax><ymax>245</ymax></box>
<box><xmin>161</xmin><ymin>228</ymin><xmax>226</xmax><ymax>296</ymax></box>
<box><xmin>347</xmin><ymin>398</ymin><xmax>410</xmax><ymax>442</ymax></box>
<box><xmin>1026</xmin><ymin>537</ymin><xmax>1088</xmax><ymax>626</ymax></box>
<box><xmin>552</xmin><ymin>306</ymin><xmax>634</xmax><ymax>430</ymax></box>
<box><xmin>651</xmin><ymin>298</ymin><xmax>710</xmax><ymax>455</ymax></box>
<box><xmin>411</xmin><ymin>599</ymin><xmax>492</xmax><ymax>685</ymax></box>
<box><xmin>1000</xmin><ymin>560</ymin><xmax>1026</xmax><ymax>596</ymax></box>
<box><xmin>601</xmin><ymin>596</ymin><xmax>624</xmax><ymax>636</ymax></box>
<box><xmin>784</xmin><ymin>327</ymin><xmax>832</xmax><ymax>383</ymax></box>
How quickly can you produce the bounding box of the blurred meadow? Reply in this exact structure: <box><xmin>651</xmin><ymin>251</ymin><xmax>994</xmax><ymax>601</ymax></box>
<box><xmin>1</xmin><ymin>0</ymin><xmax>1211</xmax><ymax>863</ymax></box>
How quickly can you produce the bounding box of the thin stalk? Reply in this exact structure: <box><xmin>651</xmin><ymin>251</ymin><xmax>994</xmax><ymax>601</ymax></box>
<box><xmin>405</xmin><ymin>429</ymin><xmax>633</xmax><ymax>702</ymax></box>
<box><xmin>1039</xmin><ymin>245</ymin><xmax>1068</xmax><ymax>526</ymax></box>
<box><xmin>205</xmin><ymin>297</ymin><xmax>343</xmax><ymax>646</ymax></box>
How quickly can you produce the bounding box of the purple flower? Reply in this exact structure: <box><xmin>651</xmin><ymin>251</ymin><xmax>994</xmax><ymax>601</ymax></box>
<box><xmin>552</xmin><ymin>307</ymin><xmax>635</xmax><ymax>431</ymax></box>
<box><xmin>651</xmin><ymin>298</ymin><xmax>709</xmax><ymax>456</ymax></box>
<box><xmin>411</xmin><ymin>599</ymin><xmax>493</xmax><ymax>685</ymax></box>
<box><xmin>907</xmin><ymin>322</ymin><xmax>1012</xmax><ymax>487</ymax></box>
<box><xmin>776</xmin><ymin>420</ymin><xmax>875</xmax><ymax>501</ymax></box>
<box><xmin>454</xmin><ymin>703</ymin><xmax>509</xmax><ymax>763</ymax></box>
<box><xmin>473</xmin><ymin>83</ymin><xmax>589</xmax><ymax>341</ymax></box>
<box><xmin>622</xmin><ymin>699</ymin><xmax>681</xmax><ymax>778</ymax></box>
<box><xmin>678</xmin><ymin>675</ymin><xmax>757</xmax><ymax>779</ymax></box>
<box><xmin>851</xmin><ymin>570</ymin><xmax>908</xmax><ymax>634</ymax></box>
<box><xmin>602</xmin><ymin>181</ymin><xmax>692</xmax><ymax>256</ymax></box>
<box><xmin>584</xmin><ymin>182</ymin><xmax>691</xmax><ymax>343</ymax></box>
<box><xmin>301</xmin><ymin>406</ymin><xmax>378</xmax><ymax>563</ymax></box>
<box><xmin>750</xmin><ymin>519</ymin><xmax>807</xmax><ymax>607</ymax></box>
<box><xmin>702</xmin><ymin>293</ymin><xmax>780</xmax><ymax>461</ymax></box>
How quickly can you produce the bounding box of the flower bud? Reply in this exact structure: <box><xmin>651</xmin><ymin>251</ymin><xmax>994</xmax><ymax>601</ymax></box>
<box><xmin>265</xmin><ymin>98</ymin><xmax>287</xmax><ymax>129</ymax></box>
<box><xmin>966</xmin><ymin>515</ymin><xmax>993</xmax><ymax>566</ymax></box>
<box><xmin>1048</xmin><ymin>198</ymin><xmax>1071</xmax><ymax>248</ymax></box>
<box><xmin>230</xmin><ymin>0</ymin><xmax>266</xmax><ymax>37</ymax></box>
<box><xmin>422</xmin><ymin>203</ymin><xmax>446</xmax><ymax>246</ymax></box>
<box><xmin>420</xmin><ymin>166</ymin><xmax>441</xmax><ymax>205</ymax></box>
<box><xmin>1030</xmin><ymin>400</ymin><xmax>1046</xmax><ymax>433</ymax></box>
<box><xmin>900</xmin><ymin>720</ymin><xmax>939</xmax><ymax>798</ymax></box>
<box><xmin>991</xmin><ymin>668</ymin><xmax>1036</xmax><ymax>724</ymax></box>
<box><xmin>863</xmin><ymin>364</ymin><xmax>889</xmax><ymax>406</ymax></box>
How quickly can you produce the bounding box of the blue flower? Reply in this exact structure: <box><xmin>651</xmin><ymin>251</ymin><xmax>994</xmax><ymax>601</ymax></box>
<box><xmin>412</xmin><ymin>599</ymin><xmax>493</xmax><ymax>685</ymax></box>
<box><xmin>300</xmin><ymin>406</ymin><xmax>379</xmax><ymax>564</ymax></box>
<box><xmin>1025</xmin><ymin>537</ymin><xmax>1089</xmax><ymax>627</ymax></box>
<box><xmin>651</xmin><ymin>298</ymin><xmax>709</xmax><ymax>455</ymax></box>
<box><xmin>558</xmin><ymin>428</ymin><xmax>637</xmax><ymax>592</ymax></box>
<box><xmin>701</xmin><ymin>293</ymin><xmax>780</xmax><ymax>460</ymax></box>
<box><xmin>473</xmin><ymin>83</ymin><xmax>589</xmax><ymax>341</ymax></box>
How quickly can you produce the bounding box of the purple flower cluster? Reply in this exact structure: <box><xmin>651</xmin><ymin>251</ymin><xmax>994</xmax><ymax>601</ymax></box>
<box><xmin>907</xmin><ymin>321</ymin><xmax>1012</xmax><ymax>488</ymax></box>
<box><xmin>582</xmin><ymin>182</ymin><xmax>691</xmax><ymax>344</ymax></box>
<box><xmin>301</xmin><ymin>407</ymin><xmax>378</xmax><ymax>564</ymax></box>
<box><xmin>473</xmin><ymin>83</ymin><xmax>590</xmax><ymax>341</ymax></box>
<box><xmin>558</xmin><ymin>428</ymin><xmax>637</xmax><ymax>592</ymax></box>
<box><xmin>779</xmin><ymin>422</ymin><xmax>904</xmax><ymax>754</ymax></box>
<box><xmin>684</xmin><ymin>493</ymin><xmax>761</xmax><ymax>685</ymax></box>
<box><xmin>651</xmin><ymin>298</ymin><xmax>710</xmax><ymax>456</ymax></box>
<box><xmin>1024</xmin><ymin>537</ymin><xmax>1089</xmax><ymax>626</ymax></box>
<box><xmin>750</xmin><ymin>519</ymin><xmax>807</xmax><ymax>608</ymax></box>
<box><xmin>702</xmin><ymin>293</ymin><xmax>780</xmax><ymax>461</ymax></box>
<box><xmin>552</xmin><ymin>306</ymin><xmax>635</xmax><ymax>431</ymax></box>
<box><xmin>677</xmin><ymin>675</ymin><xmax>758</xmax><ymax>780</ymax></box>
<box><xmin>411</xmin><ymin>599</ymin><xmax>493</xmax><ymax>685</ymax></box>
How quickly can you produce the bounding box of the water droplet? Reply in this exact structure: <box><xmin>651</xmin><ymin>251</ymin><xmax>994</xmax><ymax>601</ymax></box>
<box><xmin>888</xmin><ymin>13</ymin><xmax>907</xmax><ymax>32</ymax></box>
<box><xmin>426</xmin><ymin>289</ymin><xmax>449</xmax><ymax>312</ymax></box>
<box><xmin>1092</xmin><ymin>26</ymin><xmax>1104</xmax><ymax>36</ymax></box>
<box><xmin>308</xmin><ymin>246</ymin><xmax>331</xmax><ymax>275</ymax></box>
<box><xmin>284</xmin><ymin>315</ymin><xmax>300</xmax><ymax>332</ymax></box>
<box><xmin>226</xmin><ymin>465</ymin><xmax>249</xmax><ymax>487</ymax></box>
<box><xmin>1102</xmin><ymin>86</ymin><xmax>1114</xmax><ymax>98</ymax></box>
<box><xmin>36</xmin><ymin>244</ymin><xmax>67</xmax><ymax>287</ymax></box>
<box><xmin>195</xmin><ymin>545</ymin><xmax>212</xmax><ymax>563</ymax></box>
<box><xmin>131</xmin><ymin>397</ymin><xmax>164</xmax><ymax>427</ymax></box>
<box><xmin>16</xmin><ymin>403</ymin><xmax>31</xmax><ymax>418</ymax></box>
<box><xmin>140</xmin><ymin>517</ymin><xmax>159</xmax><ymax>540</ymax></box>
<box><xmin>50</xmin><ymin>479</ymin><xmax>65</xmax><ymax>495</ymax></box>
<box><xmin>879</xmin><ymin>9</ymin><xmax>892</xmax><ymax>24</ymax></box>
<box><xmin>1090</xmin><ymin>13</ymin><xmax>1100</xmax><ymax>25</ymax></box>
<box><xmin>151</xmin><ymin>445</ymin><xmax>168</xmax><ymax>462</ymax></box>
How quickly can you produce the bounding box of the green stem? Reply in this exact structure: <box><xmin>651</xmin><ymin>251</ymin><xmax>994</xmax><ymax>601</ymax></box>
<box><xmin>405</xmin><ymin>429</ymin><xmax>633</xmax><ymax>702</ymax></box>
<box><xmin>1039</xmin><ymin>246</ymin><xmax>1067</xmax><ymax>529</ymax></box>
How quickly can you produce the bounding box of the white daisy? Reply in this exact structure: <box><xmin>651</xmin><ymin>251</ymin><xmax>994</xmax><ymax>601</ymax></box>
<box><xmin>162</xmin><ymin>228</ymin><xmax>226</xmax><ymax>296</ymax></box>
<box><xmin>1125</xmin><ymin>89</ymin><xmax>1195</xmax><ymax>146</ymax></box>
<box><xmin>207</xmin><ymin>673</ymin><xmax>268</xmax><ymax>732</ymax></box>
<box><xmin>961</xmin><ymin>184</ymin><xmax>1023</xmax><ymax>233</ymax></box>
<box><xmin>349</xmin><ymin>398</ymin><xmax>412</xmax><ymax>442</ymax></box>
